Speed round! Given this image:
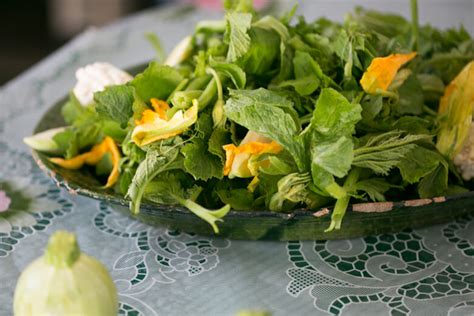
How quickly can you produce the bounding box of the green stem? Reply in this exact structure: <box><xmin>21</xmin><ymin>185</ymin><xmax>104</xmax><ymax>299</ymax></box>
<box><xmin>186</xmin><ymin>75</ymin><xmax>212</xmax><ymax>91</ymax></box>
<box><xmin>177</xmin><ymin>197</ymin><xmax>231</xmax><ymax>234</ymax></box>
<box><xmin>197</xmin><ymin>78</ymin><xmax>217</xmax><ymax>110</ymax></box>
<box><xmin>167</xmin><ymin>78</ymin><xmax>189</xmax><ymax>103</ymax></box>
<box><xmin>411</xmin><ymin>0</ymin><xmax>420</xmax><ymax>52</ymax></box>
<box><xmin>44</xmin><ymin>231</ymin><xmax>80</xmax><ymax>268</ymax></box>
<box><xmin>206</xmin><ymin>67</ymin><xmax>223</xmax><ymax>102</ymax></box>
<box><xmin>325</xmin><ymin>168</ymin><xmax>361</xmax><ymax>232</ymax></box>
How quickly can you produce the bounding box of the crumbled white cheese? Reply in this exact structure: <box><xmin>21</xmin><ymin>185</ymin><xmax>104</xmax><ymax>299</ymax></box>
<box><xmin>73</xmin><ymin>62</ymin><xmax>133</xmax><ymax>106</ymax></box>
<box><xmin>453</xmin><ymin>122</ymin><xmax>474</xmax><ymax>180</ymax></box>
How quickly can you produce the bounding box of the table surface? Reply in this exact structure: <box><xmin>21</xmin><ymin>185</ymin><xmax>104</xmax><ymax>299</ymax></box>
<box><xmin>1</xmin><ymin>1</ymin><xmax>474</xmax><ymax>315</ymax></box>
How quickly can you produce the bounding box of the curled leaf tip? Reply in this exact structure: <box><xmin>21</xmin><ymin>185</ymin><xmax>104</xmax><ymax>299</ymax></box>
<box><xmin>360</xmin><ymin>52</ymin><xmax>417</xmax><ymax>94</ymax></box>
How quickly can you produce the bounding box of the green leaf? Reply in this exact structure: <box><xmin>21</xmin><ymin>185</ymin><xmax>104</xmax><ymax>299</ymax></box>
<box><xmin>181</xmin><ymin>139</ymin><xmax>224</xmax><ymax>181</ymax></box>
<box><xmin>253</xmin><ymin>15</ymin><xmax>290</xmax><ymax>41</ymax></box>
<box><xmin>294</xmin><ymin>51</ymin><xmax>333</xmax><ymax>91</ymax></box>
<box><xmin>257</xmin><ymin>152</ymin><xmax>297</xmax><ymax>175</ymax></box>
<box><xmin>209</xmin><ymin>58</ymin><xmax>246</xmax><ymax>89</ymax></box>
<box><xmin>310</xmin><ymin>88</ymin><xmax>362</xmax><ymax>139</ymax></box>
<box><xmin>61</xmin><ymin>94</ymin><xmax>85</xmax><ymax>124</ymax></box>
<box><xmin>194</xmin><ymin>112</ymin><xmax>214</xmax><ymax>139</ymax></box>
<box><xmin>392</xmin><ymin>74</ymin><xmax>424</xmax><ymax>116</ymax></box>
<box><xmin>353</xmin><ymin>132</ymin><xmax>431</xmax><ymax>175</ymax></box>
<box><xmin>223</xmin><ymin>0</ymin><xmax>254</xmax><ymax>13</ymax></box>
<box><xmin>224</xmin><ymin>88</ymin><xmax>306</xmax><ymax>170</ymax></box>
<box><xmin>311</xmin><ymin>136</ymin><xmax>353</xmax><ymax>178</ymax></box>
<box><xmin>119</xmin><ymin>166</ymin><xmax>136</xmax><ymax>195</ymax></box>
<box><xmin>353</xmin><ymin>178</ymin><xmax>394</xmax><ymax>202</ymax></box>
<box><xmin>350</xmin><ymin>7</ymin><xmax>410</xmax><ymax>38</ymax></box>
<box><xmin>127</xmin><ymin>143</ymin><xmax>180</xmax><ymax>214</ymax></box>
<box><xmin>131</xmin><ymin>62</ymin><xmax>183</xmax><ymax>101</ymax></box>
<box><xmin>101</xmin><ymin>120</ymin><xmax>128</xmax><ymax>142</ymax></box>
<box><xmin>95</xmin><ymin>153</ymin><xmax>113</xmax><ymax>176</ymax></box>
<box><xmin>417</xmin><ymin>163</ymin><xmax>448</xmax><ymax>198</ymax></box>
<box><xmin>209</xmin><ymin>128</ymin><xmax>231</xmax><ymax>162</ymax></box>
<box><xmin>217</xmin><ymin>189</ymin><xmax>254</xmax><ymax>211</ymax></box>
<box><xmin>94</xmin><ymin>85</ymin><xmax>134</xmax><ymax>128</ymax></box>
<box><xmin>397</xmin><ymin>145</ymin><xmax>445</xmax><ymax>184</ymax></box>
<box><xmin>308</xmin><ymin>89</ymin><xmax>361</xmax><ymax>194</ymax></box>
<box><xmin>361</xmin><ymin>95</ymin><xmax>383</xmax><ymax>121</ymax></box>
<box><xmin>226</xmin><ymin>13</ymin><xmax>252</xmax><ymax>62</ymax></box>
<box><xmin>52</xmin><ymin>128</ymin><xmax>78</xmax><ymax>159</ymax></box>
<box><xmin>144</xmin><ymin>172</ymin><xmax>230</xmax><ymax>233</ymax></box>
<box><xmin>278</xmin><ymin>77</ymin><xmax>320</xmax><ymax>96</ymax></box>
<box><xmin>238</xmin><ymin>27</ymin><xmax>281</xmax><ymax>76</ymax></box>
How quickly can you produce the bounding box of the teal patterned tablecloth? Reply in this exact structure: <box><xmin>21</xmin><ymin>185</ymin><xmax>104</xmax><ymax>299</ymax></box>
<box><xmin>1</xmin><ymin>1</ymin><xmax>474</xmax><ymax>315</ymax></box>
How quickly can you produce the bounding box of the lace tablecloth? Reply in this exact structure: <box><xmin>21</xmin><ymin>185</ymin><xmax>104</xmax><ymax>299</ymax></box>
<box><xmin>1</xmin><ymin>1</ymin><xmax>474</xmax><ymax>315</ymax></box>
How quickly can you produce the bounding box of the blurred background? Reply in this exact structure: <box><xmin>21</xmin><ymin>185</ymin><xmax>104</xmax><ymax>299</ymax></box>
<box><xmin>0</xmin><ymin>0</ymin><xmax>159</xmax><ymax>85</ymax></box>
<box><xmin>1</xmin><ymin>0</ymin><xmax>473</xmax><ymax>86</ymax></box>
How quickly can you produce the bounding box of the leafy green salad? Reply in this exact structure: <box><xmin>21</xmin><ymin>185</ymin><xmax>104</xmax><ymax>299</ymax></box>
<box><xmin>24</xmin><ymin>0</ymin><xmax>474</xmax><ymax>234</ymax></box>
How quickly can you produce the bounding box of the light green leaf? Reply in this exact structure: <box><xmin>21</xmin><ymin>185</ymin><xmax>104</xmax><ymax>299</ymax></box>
<box><xmin>310</xmin><ymin>88</ymin><xmax>362</xmax><ymax>139</ymax></box>
<box><xmin>311</xmin><ymin>136</ymin><xmax>353</xmax><ymax>178</ymax></box>
<box><xmin>131</xmin><ymin>62</ymin><xmax>183</xmax><ymax>101</ymax></box>
<box><xmin>209</xmin><ymin>58</ymin><xmax>246</xmax><ymax>89</ymax></box>
<box><xmin>224</xmin><ymin>88</ymin><xmax>306</xmax><ymax>170</ymax></box>
<box><xmin>226</xmin><ymin>13</ymin><xmax>252</xmax><ymax>62</ymax></box>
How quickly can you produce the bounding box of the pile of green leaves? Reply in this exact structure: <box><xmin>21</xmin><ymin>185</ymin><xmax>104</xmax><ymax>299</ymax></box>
<box><xmin>55</xmin><ymin>0</ymin><xmax>474</xmax><ymax>233</ymax></box>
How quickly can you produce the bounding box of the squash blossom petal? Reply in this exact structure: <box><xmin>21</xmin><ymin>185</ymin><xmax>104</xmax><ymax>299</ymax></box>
<box><xmin>49</xmin><ymin>136</ymin><xmax>121</xmax><ymax>189</ymax></box>
<box><xmin>436</xmin><ymin>61</ymin><xmax>474</xmax><ymax>159</ymax></box>
<box><xmin>132</xmin><ymin>98</ymin><xmax>198</xmax><ymax>147</ymax></box>
<box><xmin>223</xmin><ymin>131</ymin><xmax>282</xmax><ymax>179</ymax></box>
<box><xmin>360</xmin><ymin>52</ymin><xmax>417</xmax><ymax>94</ymax></box>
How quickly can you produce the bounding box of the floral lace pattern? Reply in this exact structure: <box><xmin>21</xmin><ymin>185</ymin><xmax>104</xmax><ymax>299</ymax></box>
<box><xmin>0</xmin><ymin>145</ymin><xmax>73</xmax><ymax>257</ymax></box>
<box><xmin>286</xmin><ymin>222</ymin><xmax>474</xmax><ymax>315</ymax></box>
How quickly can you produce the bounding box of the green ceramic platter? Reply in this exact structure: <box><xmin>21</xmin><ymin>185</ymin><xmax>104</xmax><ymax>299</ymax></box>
<box><xmin>31</xmin><ymin>64</ymin><xmax>474</xmax><ymax>241</ymax></box>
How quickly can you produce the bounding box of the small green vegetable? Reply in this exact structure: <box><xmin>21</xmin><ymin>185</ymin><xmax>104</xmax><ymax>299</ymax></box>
<box><xmin>14</xmin><ymin>231</ymin><xmax>118</xmax><ymax>316</ymax></box>
<box><xmin>23</xmin><ymin>127</ymin><xmax>67</xmax><ymax>154</ymax></box>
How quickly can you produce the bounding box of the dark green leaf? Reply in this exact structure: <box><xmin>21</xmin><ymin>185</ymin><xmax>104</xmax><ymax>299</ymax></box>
<box><xmin>94</xmin><ymin>85</ymin><xmax>135</xmax><ymax>128</ymax></box>
<box><xmin>181</xmin><ymin>139</ymin><xmax>223</xmax><ymax>180</ymax></box>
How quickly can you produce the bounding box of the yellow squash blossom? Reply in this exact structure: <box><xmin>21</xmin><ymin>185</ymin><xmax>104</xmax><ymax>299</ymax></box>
<box><xmin>436</xmin><ymin>61</ymin><xmax>474</xmax><ymax>159</ymax></box>
<box><xmin>360</xmin><ymin>52</ymin><xmax>417</xmax><ymax>94</ymax></box>
<box><xmin>132</xmin><ymin>98</ymin><xmax>198</xmax><ymax>147</ymax></box>
<box><xmin>49</xmin><ymin>136</ymin><xmax>121</xmax><ymax>188</ymax></box>
<box><xmin>223</xmin><ymin>131</ymin><xmax>282</xmax><ymax>179</ymax></box>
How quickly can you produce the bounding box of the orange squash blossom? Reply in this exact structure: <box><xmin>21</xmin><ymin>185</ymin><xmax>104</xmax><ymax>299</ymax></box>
<box><xmin>49</xmin><ymin>136</ymin><xmax>121</xmax><ymax>188</ymax></box>
<box><xmin>360</xmin><ymin>52</ymin><xmax>417</xmax><ymax>94</ymax></box>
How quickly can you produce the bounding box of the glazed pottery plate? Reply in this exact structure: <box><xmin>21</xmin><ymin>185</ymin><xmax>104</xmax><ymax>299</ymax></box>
<box><xmin>30</xmin><ymin>64</ymin><xmax>474</xmax><ymax>241</ymax></box>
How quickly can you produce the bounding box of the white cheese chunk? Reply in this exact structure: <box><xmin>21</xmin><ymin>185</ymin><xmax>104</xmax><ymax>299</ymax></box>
<box><xmin>72</xmin><ymin>62</ymin><xmax>133</xmax><ymax>106</ymax></box>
